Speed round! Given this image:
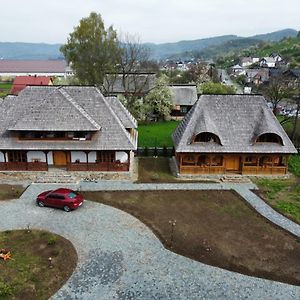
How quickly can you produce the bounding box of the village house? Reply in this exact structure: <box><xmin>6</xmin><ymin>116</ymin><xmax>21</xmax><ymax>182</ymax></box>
<box><xmin>103</xmin><ymin>73</ymin><xmax>156</xmax><ymax>97</ymax></box>
<box><xmin>260</xmin><ymin>57</ymin><xmax>277</xmax><ymax>68</ymax></box>
<box><xmin>245</xmin><ymin>68</ymin><xmax>269</xmax><ymax>85</ymax></box>
<box><xmin>11</xmin><ymin>75</ymin><xmax>53</xmax><ymax>95</ymax></box>
<box><xmin>169</xmin><ymin>84</ymin><xmax>198</xmax><ymax>118</ymax></box>
<box><xmin>0</xmin><ymin>60</ymin><xmax>73</xmax><ymax>78</ymax></box>
<box><xmin>172</xmin><ymin>94</ymin><xmax>297</xmax><ymax>176</ymax></box>
<box><xmin>0</xmin><ymin>86</ymin><xmax>137</xmax><ymax>172</ymax></box>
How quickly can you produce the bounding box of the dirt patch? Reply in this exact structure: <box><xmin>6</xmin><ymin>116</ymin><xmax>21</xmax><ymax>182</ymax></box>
<box><xmin>137</xmin><ymin>157</ymin><xmax>216</xmax><ymax>183</ymax></box>
<box><xmin>0</xmin><ymin>230</ymin><xmax>77</xmax><ymax>299</ymax></box>
<box><xmin>82</xmin><ymin>190</ymin><xmax>300</xmax><ymax>286</ymax></box>
<box><xmin>0</xmin><ymin>184</ymin><xmax>26</xmax><ymax>201</ymax></box>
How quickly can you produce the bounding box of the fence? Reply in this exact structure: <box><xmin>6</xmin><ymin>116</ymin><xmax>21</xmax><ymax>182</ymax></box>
<box><xmin>136</xmin><ymin>147</ymin><xmax>175</xmax><ymax>157</ymax></box>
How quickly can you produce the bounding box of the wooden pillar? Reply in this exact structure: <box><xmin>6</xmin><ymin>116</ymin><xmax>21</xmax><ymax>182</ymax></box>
<box><xmin>3</xmin><ymin>151</ymin><xmax>6</xmax><ymax>163</ymax></box>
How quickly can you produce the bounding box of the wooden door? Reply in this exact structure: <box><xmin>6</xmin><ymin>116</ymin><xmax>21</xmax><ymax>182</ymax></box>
<box><xmin>225</xmin><ymin>155</ymin><xmax>241</xmax><ymax>172</ymax></box>
<box><xmin>53</xmin><ymin>151</ymin><xmax>68</xmax><ymax>166</ymax></box>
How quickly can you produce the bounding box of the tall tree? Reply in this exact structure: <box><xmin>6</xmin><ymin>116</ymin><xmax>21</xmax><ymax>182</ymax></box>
<box><xmin>144</xmin><ymin>75</ymin><xmax>173</xmax><ymax>121</ymax></box>
<box><xmin>258</xmin><ymin>76</ymin><xmax>291</xmax><ymax>115</ymax></box>
<box><xmin>60</xmin><ymin>12</ymin><xmax>122</xmax><ymax>86</ymax></box>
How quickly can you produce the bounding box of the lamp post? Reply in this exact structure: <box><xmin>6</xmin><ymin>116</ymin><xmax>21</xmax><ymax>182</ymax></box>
<box><xmin>169</xmin><ymin>219</ymin><xmax>177</xmax><ymax>248</ymax></box>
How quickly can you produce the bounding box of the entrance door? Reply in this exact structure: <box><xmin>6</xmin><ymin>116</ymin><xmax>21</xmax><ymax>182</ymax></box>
<box><xmin>225</xmin><ymin>155</ymin><xmax>241</xmax><ymax>172</ymax></box>
<box><xmin>53</xmin><ymin>151</ymin><xmax>68</xmax><ymax>166</ymax></box>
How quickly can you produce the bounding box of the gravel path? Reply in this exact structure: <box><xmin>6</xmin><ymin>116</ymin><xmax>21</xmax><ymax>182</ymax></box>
<box><xmin>0</xmin><ymin>182</ymin><xmax>299</xmax><ymax>299</ymax></box>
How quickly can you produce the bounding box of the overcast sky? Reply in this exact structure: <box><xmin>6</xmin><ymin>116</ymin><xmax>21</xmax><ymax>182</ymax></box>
<box><xmin>1</xmin><ymin>0</ymin><xmax>299</xmax><ymax>44</ymax></box>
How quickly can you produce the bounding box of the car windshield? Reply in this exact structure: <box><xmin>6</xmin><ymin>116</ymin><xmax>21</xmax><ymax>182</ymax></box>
<box><xmin>67</xmin><ymin>192</ymin><xmax>77</xmax><ymax>199</ymax></box>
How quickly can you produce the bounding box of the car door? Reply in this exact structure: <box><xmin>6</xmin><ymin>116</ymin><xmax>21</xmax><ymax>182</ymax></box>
<box><xmin>45</xmin><ymin>193</ymin><xmax>58</xmax><ymax>207</ymax></box>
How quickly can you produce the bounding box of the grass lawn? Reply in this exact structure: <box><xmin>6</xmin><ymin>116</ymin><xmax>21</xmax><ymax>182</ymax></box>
<box><xmin>0</xmin><ymin>82</ymin><xmax>12</xmax><ymax>98</ymax></box>
<box><xmin>137</xmin><ymin>157</ymin><xmax>178</xmax><ymax>182</ymax></box>
<box><xmin>0</xmin><ymin>184</ymin><xmax>26</xmax><ymax>201</ymax></box>
<box><xmin>82</xmin><ymin>190</ymin><xmax>300</xmax><ymax>286</ymax></box>
<box><xmin>255</xmin><ymin>155</ymin><xmax>300</xmax><ymax>223</ymax></box>
<box><xmin>138</xmin><ymin>121</ymin><xmax>180</xmax><ymax>147</ymax></box>
<box><xmin>0</xmin><ymin>230</ymin><xmax>77</xmax><ymax>299</ymax></box>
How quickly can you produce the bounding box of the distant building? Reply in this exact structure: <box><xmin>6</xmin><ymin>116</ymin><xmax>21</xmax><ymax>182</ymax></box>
<box><xmin>0</xmin><ymin>60</ymin><xmax>73</xmax><ymax>77</ymax></box>
<box><xmin>103</xmin><ymin>73</ymin><xmax>156</xmax><ymax>96</ymax></box>
<box><xmin>169</xmin><ymin>84</ymin><xmax>198</xmax><ymax>118</ymax></box>
<box><xmin>11</xmin><ymin>75</ymin><xmax>53</xmax><ymax>95</ymax></box>
<box><xmin>260</xmin><ymin>57</ymin><xmax>276</xmax><ymax>68</ymax></box>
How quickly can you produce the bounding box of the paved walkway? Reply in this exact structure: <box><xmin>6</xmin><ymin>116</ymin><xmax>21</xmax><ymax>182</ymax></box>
<box><xmin>0</xmin><ymin>182</ymin><xmax>299</xmax><ymax>299</ymax></box>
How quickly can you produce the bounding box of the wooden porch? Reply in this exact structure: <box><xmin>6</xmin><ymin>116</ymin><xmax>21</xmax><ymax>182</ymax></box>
<box><xmin>177</xmin><ymin>153</ymin><xmax>288</xmax><ymax>175</ymax></box>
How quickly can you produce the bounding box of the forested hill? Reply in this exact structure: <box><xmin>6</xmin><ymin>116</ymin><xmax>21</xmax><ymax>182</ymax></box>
<box><xmin>216</xmin><ymin>32</ymin><xmax>300</xmax><ymax>68</ymax></box>
<box><xmin>0</xmin><ymin>29</ymin><xmax>297</xmax><ymax>61</ymax></box>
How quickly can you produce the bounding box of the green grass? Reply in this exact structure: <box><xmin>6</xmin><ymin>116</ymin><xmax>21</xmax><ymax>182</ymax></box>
<box><xmin>0</xmin><ymin>82</ymin><xmax>12</xmax><ymax>98</ymax></box>
<box><xmin>255</xmin><ymin>177</ymin><xmax>300</xmax><ymax>223</ymax></box>
<box><xmin>137</xmin><ymin>121</ymin><xmax>180</xmax><ymax>147</ymax></box>
<box><xmin>288</xmin><ymin>155</ymin><xmax>300</xmax><ymax>177</ymax></box>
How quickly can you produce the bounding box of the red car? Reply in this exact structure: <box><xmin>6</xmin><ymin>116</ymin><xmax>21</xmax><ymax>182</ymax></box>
<box><xmin>36</xmin><ymin>188</ymin><xmax>84</xmax><ymax>212</ymax></box>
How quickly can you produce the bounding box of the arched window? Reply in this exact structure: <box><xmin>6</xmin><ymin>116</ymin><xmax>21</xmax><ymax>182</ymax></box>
<box><xmin>256</xmin><ymin>133</ymin><xmax>283</xmax><ymax>145</ymax></box>
<box><xmin>194</xmin><ymin>132</ymin><xmax>221</xmax><ymax>144</ymax></box>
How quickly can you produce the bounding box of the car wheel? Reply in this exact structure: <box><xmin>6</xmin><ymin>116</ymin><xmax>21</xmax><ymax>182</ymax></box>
<box><xmin>38</xmin><ymin>201</ymin><xmax>45</xmax><ymax>207</ymax></box>
<box><xmin>63</xmin><ymin>206</ymin><xmax>71</xmax><ymax>212</ymax></box>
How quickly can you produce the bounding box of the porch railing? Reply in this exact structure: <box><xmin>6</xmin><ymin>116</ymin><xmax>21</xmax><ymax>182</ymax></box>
<box><xmin>0</xmin><ymin>162</ymin><xmax>48</xmax><ymax>171</ymax></box>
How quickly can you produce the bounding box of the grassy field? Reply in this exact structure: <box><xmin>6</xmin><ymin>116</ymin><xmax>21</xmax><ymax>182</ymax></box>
<box><xmin>0</xmin><ymin>230</ymin><xmax>77</xmax><ymax>299</ymax></box>
<box><xmin>138</xmin><ymin>121</ymin><xmax>180</xmax><ymax>147</ymax></box>
<box><xmin>82</xmin><ymin>189</ymin><xmax>300</xmax><ymax>286</ymax></box>
<box><xmin>0</xmin><ymin>82</ymin><xmax>12</xmax><ymax>98</ymax></box>
<box><xmin>255</xmin><ymin>154</ymin><xmax>300</xmax><ymax>223</ymax></box>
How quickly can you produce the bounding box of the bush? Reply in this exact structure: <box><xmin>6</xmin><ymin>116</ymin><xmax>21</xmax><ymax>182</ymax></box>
<box><xmin>288</xmin><ymin>155</ymin><xmax>300</xmax><ymax>177</ymax></box>
<box><xmin>0</xmin><ymin>281</ymin><xmax>13</xmax><ymax>297</ymax></box>
<box><xmin>47</xmin><ymin>236</ymin><xmax>57</xmax><ymax>245</ymax></box>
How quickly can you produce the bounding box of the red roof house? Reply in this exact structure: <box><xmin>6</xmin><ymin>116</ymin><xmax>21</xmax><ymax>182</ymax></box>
<box><xmin>11</xmin><ymin>76</ymin><xmax>53</xmax><ymax>95</ymax></box>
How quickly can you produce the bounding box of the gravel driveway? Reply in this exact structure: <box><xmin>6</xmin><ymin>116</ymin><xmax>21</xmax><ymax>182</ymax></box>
<box><xmin>0</xmin><ymin>183</ymin><xmax>299</xmax><ymax>300</ymax></box>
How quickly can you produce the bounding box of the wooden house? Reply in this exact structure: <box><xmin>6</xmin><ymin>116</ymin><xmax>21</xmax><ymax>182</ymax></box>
<box><xmin>0</xmin><ymin>86</ymin><xmax>137</xmax><ymax>172</ymax></box>
<box><xmin>172</xmin><ymin>94</ymin><xmax>297</xmax><ymax>175</ymax></box>
<box><xmin>169</xmin><ymin>84</ymin><xmax>198</xmax><ymax>118</ymax></box>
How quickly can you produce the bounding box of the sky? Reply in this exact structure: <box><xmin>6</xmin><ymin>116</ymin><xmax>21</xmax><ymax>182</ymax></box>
<box><xmin>1</xmin><ymin>0</ymin><xmax>300</xmax><ymax>44</ymax></box>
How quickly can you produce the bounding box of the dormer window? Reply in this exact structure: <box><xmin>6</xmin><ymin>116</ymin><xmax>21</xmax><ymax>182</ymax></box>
<box><xmin>193</xmin><ymin>132</ymin><xmax>221</xmax><ymax>145</ymax></box>
<box><xmin>256</xmin><ymin>133</ymin><xmax>283</xmax><ymax>145</ymax></box>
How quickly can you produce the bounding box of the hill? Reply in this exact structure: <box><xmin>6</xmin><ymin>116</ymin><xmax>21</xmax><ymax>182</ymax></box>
<box><xmin>0</xmin><ymin>29</ymin><xmax>297</xmax><ymax>61</ymax></box>
<box><xmin>0</xmin><ymin>42</ymin><xmax>63</xmax><ymax>60</ymax></box>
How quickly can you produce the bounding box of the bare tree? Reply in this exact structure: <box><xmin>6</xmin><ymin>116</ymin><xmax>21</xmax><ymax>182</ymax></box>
<box><xmin>103</xmin><ymin>34</ymin><xmax>157</xmax><ymax>112</ymax></box>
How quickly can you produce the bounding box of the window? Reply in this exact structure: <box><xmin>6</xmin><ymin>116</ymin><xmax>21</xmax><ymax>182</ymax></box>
<box><xmin>182</xmin><ymin>154</ymin><xmax>195</xmax><ymax>165</ymax></box>
<box><xmin>68</xmin><ymin>192</ymin><xmax>77</xmax><ymax>199</ymax></box>
<box><xmin>180</xmin><ymin>106</ymin><xmax>188</xmax><ymax>114</ymax></box>
<box><xmin>211</xmin><ymin>155</ymin><xmax>223</xmax><ymax>166</ymax></box>
<box><xmin>7</xmin><ymin>151</ymin><xmax>27</xmax><ymax>162</ymax></box>
<box><xmin>194</xmin><ymin>132</ymin><xmax>221</xmax><ymax>144</ymax></box>
<box><xmin>256</xmin><ymin>133</ymin><xmax>282</xmax><ymax>144</ymax></box>
<box><xmin>197</xmin><ymin>155</ymin><xmax>206</xmax><ymax>166</ymax></box>
<box><xmin>97</xmin><ymin>151</ymin><xmax>115</xmax><ymax>163</ymax></box>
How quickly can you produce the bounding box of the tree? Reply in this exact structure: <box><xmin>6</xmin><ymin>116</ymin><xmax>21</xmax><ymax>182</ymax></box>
<box><xmin>60</xmin><ymin>12</ymin><xmax>122</xmax><ymax>86</ymax></box>
<box><xmin>258</xmin><ymin>76</ymin><xmax>291</xmax><ymax>115</ymax></box>
<box><xmin>144</xmin><ymin>75</ymin><xmax>173</xmax><ymax>121</ymax></box>
<box><xmin>198</xmin><ymin>82</ymin><xmax>236</xmax><ymax>94</ymax></box>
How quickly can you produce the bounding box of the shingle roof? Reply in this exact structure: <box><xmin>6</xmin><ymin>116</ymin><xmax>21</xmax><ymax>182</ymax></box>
<box><xmin>105</xmin><ymin>97</ymin><xmax>137</xmax><ymax>129</ymax></box>
<box><xmin>172</xmin><ymin>94</ymin><xmax>297</xmax><ymax>154</ymax></box>
<box><xmin>11</xmin><ymin>76</ymin><xmax>52</xmax><ymax>94</ymax></box>
<box><xmin>103</xmin><ymin>73</ymin><xmax>156</xmax><ymax>94</ymax></box>
<box><xmin>169</xmin><ymin>85</ymin><xmax>197</xmax><ymax>106</ymax></box>
<box><xmin>0</xmin><ymin>86</ymin><xmax>137</xmax><ymax>151</ymax></box>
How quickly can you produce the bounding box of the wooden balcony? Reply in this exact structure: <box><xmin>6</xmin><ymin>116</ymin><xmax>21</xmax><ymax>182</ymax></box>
<box><xmin>0</xmin><ymin>162</ymin><xmax>48</xmax><ymax>171</ymax></box>
<box><xmin>67</xmin><ymin>162</ymin><xmax>129</xmax><ymax>172</ymax></box>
